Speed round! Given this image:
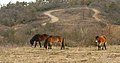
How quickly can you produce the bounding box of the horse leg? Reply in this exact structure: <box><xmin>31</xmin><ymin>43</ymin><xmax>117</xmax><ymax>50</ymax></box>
<box><xmin>61</xmin><ymin>39</ymin><xmax>65</xmax><ymax>50</ymax></box>
<box><xmin>34</xmin><ymin>42</ymin><xmax>37</xmax><ymax>48</ymax></box>
<box><xmin>98</xmin><ymin>45</ymin><xmax>101</xmax><ymax>50</ymax></box>
<box><xmin>60</xmin><ymin>43</ymin><xmax>63</xmax><ymax>50</ymax></box>
<box><xmin>61</xmin><ymin>46</ymin><xmax>63</xmax><ymax>50</ymax></box>
<box><xmin>48</xmin><ymin>42</ymin><xmax>52</xmax><ymax>49</ymax></box>
<box><xmin>101</xmin><ymin>46</ymin><xmax>104</xmax><ymax>50</ymax></box>
<box><xmin>39</xmin><ymin>41</ymin><xmax>42</xmax><ymax>48</ymax></box>
<box><xmin>49</xmin><ymin>44</ymin><xmax>52</xmax><ymax>49</ymax></box>
<box><xmin>50</xmin><ymin>45</ymin><xmax>52</xmax><ymax>49</ymax></box>
<box><xmin>100</xmin><ymin>44</ymin><xmax>103</xmax><ymax>50</ymax></box>
<box><xmin>104</xmin><ymin>43</ymin><xmax>107</xmax><ymax>50</ymax></box>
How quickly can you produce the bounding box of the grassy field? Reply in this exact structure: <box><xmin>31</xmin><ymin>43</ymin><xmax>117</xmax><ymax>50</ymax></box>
<box><xmin>0</xmin><ymin>46</ymin><xmax>120</xmax><ymax>63</ymax></box>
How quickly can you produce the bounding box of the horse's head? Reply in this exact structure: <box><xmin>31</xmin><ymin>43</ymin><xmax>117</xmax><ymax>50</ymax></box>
<box><xmin>95</xmin><ymin>36</ymin><xmax>99</xmax><ymax>42</ymax></box>
<box><xmin>30</xmin><ymin>39</ymin><xmax>34</xmax><ymax>47</ymax></box>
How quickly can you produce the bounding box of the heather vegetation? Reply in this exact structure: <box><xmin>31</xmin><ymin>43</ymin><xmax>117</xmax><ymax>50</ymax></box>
<box><xmin>0</xmin><ymin>0</ymin><xmax>119</xmax><ymax>46</ymax></box>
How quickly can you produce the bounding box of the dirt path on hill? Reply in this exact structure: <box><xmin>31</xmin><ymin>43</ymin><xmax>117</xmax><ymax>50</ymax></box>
<box><xmin>42</xmin><ymin>9</ymin><xmax>63</xmax><ymax>26</ymax></box>
<box><xmin>12</xmin><ymin>7</ymin><xmax>103</xmax><ymax>29</ymax></box>
<box><xmin>90</xmin><ymin>8</ymin><xmax>101</xmax><ymax>21</ymax></box>
<box><xmin>42</xmin><ymin>7</ymin><xmax>104</xmax><ymax>26</ymax></box>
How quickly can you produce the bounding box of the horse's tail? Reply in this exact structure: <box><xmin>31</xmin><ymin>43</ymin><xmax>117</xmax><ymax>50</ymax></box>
<box><xmin>61</xmin><ymin>38</ymin><xmax>65</xmax><ymax>49</ymax></box>
<box><xmin>44</xmin><ymin>38</ymin><xmax>48</xmax><ymax>49</ymax></box>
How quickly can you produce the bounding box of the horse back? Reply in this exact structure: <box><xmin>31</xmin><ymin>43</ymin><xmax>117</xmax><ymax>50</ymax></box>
<box><xmin>99</xmin><ymin>35</ymin><xmax>106</xmax><ymax>43</ymax></box>
<box><xmin>39</xmin><ymin>34</ymin><xmax>49</xmax><ymax>41</ymax></box>
<box><xmin>47</xmin><ymin>35</ymin><xmax>63</xmax><ymax>43</ymax></box>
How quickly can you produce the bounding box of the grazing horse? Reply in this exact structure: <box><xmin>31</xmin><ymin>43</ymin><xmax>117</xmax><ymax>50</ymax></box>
<box><xmin>44</xmin><ymin>35</ymin><xmax>65</xmax><ymax>50</ymax></box>
<box><xmin>30</xmin><ymin>34</ymin><xmax>49</xmax><ymax>48</ymax></box>
<box><xmin>95</xmin><ymin>35</ymin><xmax>107</xmax><ymax>50</ymax></box>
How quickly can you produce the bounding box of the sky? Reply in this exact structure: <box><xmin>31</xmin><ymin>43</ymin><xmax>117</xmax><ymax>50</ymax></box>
<box><xmin>0</xmin><ymin>0</ymin><xmax>36</xmax><ymax>5</ymax></box>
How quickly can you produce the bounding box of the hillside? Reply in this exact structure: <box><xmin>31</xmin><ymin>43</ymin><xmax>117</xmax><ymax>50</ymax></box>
<box><xmin>0</xmin><ymin>0</ymin><xmax>120</xmax><ymax>63</ymax></box>
<box><xmin>0</xmin><ymin>0</ymin><xmax>119</xmax><ymax>46</ymax></box>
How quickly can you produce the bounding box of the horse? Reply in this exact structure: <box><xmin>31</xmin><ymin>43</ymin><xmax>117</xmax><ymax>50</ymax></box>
<box><xmin>30</xmin><ymin>34</ymin><xmax>49</xmax><ymax>48</ymax></box>
<box><xmin>44</xmin><ymin>35</ymin><xmax>65</xmax><ymax>50</ymax></box>
<box><xmin>95</xmin><ymin>35</ymin><xmax>107</xmax><ymax>50</ymax></box>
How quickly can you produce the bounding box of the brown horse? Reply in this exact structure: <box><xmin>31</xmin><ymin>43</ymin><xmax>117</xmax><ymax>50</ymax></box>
<box><xmin>30</xmin><ymin>34</ymin><xmax>49</xmax><ymax>48</ymax></box>
<box><xmin>44</xmin><ymin>35</ymin><xmax>65</xmax><ymax>50</ymax></box>
<box><xmin>95</xmin><ymin>35</ymin><xmax>107</xmax><ymax>50</ymax></box>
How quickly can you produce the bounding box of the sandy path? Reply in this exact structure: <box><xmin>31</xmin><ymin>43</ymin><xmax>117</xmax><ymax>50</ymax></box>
<box><xmin>42</xmin><ymin>7</ymin><xmax>102</xmax><ymax>26</ymax></box>
<box><xmin>12</xmin><ymin>7</ymin><xmax>102</xmax><ymax>28</ymax></box>
<box><xmin>90</xmin><ymin>8</ymin><xmax>101</xmax><ymax>21</ymax></box>
<box><xmin>41</xmin><ymin>9</ymin><xmax>63</xmax><ymax>26</ymax></box>
<box><xmin>44</xmin><ymin>9</ymin><xmax>63</xmax><ymax>23</ymax></box>
<box><xmin>10</xmin><ymin>7</ymin><xmax>103</xmax><ymax>29</ymax></box>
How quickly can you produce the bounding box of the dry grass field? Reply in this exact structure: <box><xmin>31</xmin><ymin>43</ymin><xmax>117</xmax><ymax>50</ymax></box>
<box><xmin>0</xmin><ymin>46</ymin><xmax>120</xmax><ymax>63</ymax></box>
<box><xmin>0</xmin><ymin>1</ymin><xmax>120</xmax><ymax>63</ymax></box>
